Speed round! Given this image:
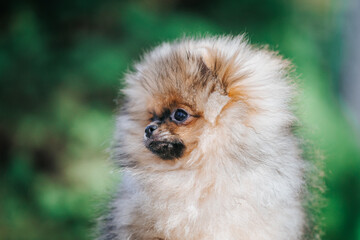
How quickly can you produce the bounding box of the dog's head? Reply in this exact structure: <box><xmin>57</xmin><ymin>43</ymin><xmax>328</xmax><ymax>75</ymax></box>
<box><xmin>116</xmin><ymin>36</ymin><xmax>294</xmax><ymax>169</ymax></box>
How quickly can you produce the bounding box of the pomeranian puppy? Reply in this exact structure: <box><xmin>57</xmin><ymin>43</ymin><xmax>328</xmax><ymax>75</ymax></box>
<box><xmin>98</xmin><ymin>35</ymin><xmax>306</xmax><ymax>240</ymax></box>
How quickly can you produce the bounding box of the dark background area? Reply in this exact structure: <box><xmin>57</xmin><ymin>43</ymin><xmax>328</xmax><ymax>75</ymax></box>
<box><xmin>0</xmin><ymin>0</ymin><xmax>359</xmax><ymax>239</ymax></box>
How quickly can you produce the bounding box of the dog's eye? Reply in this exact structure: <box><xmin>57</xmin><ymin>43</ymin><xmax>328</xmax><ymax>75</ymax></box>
<box><xmin>172</xmin><ymin>109</ymin><xmax>189</xmax><ymax>123</ymax></box>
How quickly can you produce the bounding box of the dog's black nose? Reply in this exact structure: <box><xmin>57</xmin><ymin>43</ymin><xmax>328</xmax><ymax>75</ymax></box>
<box><xmin>145</xmin><ymin>125</ymin><xmax>158</xmax><ymax>138</ymax></box>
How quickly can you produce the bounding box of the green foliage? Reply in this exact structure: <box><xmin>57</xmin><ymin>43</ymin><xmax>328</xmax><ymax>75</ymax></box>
<box><xmin>0</xmin><ymin>0</ymin><xmax>359</xmax><ymax>239</ymax></box>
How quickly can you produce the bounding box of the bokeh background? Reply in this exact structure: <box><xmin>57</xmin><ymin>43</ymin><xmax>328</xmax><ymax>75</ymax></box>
<box><xmin>1</xmin><ymin>0</ymin><xmax>360</xmax><ymax>239</ymax></box>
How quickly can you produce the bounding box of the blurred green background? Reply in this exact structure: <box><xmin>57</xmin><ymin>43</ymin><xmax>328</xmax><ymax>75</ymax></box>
<box><xmin>1</xmin><ymin>0</ymin><xmax>359</xmax><ymax>239</ymax></box>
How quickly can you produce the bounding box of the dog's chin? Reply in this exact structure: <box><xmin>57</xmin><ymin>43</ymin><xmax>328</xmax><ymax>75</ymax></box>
<box><xmin>145</xmin><ymin>139</ymin><xmax>185</xmax><ymax>160</ymax></box>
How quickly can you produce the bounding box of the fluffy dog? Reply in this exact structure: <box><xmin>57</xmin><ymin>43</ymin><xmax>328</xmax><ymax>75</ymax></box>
<box><xmin>98</xmin><ymin>36</ymin><xmax>306</xmax><ymax>240</ymax></box>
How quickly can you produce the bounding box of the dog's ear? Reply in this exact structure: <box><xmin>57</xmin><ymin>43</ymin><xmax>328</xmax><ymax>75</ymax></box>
<box><xmin>197</xmin><ymin>47</ymin><xmax>230</xmax><ymax>82</ymax></box>
<box><xmin>197</xmin><ymin>48</ymin><xmax>229</xmax><ymax>96</ymax></box>
<box><xmin>199</xmin><ymin>57</ymin><xmax>212</xmax><ymax>77</ymax></box>
<box><xmin>198</xmin><ymin>46</ymin><xmax>249</xmax><ymax>99</ymax></box>
<box><xmin>197</xmin><ymin>47</ymin><xmax>216</xmax><ymax>75</ymax></box>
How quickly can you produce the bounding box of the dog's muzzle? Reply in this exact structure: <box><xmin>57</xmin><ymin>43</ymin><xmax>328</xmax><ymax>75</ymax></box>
<box><xmin>144</xmin><ymin>123</ymin><xmax>185</xmax><ymax>160</ymax></box>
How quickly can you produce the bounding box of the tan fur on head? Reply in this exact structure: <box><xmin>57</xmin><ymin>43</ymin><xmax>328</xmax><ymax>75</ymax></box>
<box><xmin>98</xmin><ymin>35</ymin><xmax>306</xmax><ymax>240</ymax></box>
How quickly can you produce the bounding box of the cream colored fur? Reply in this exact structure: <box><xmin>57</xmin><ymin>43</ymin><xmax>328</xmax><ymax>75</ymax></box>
<box><xmin>98</xmin><ymin>36</ymin><xmax>306</xmax><ymax>240</ymax></box>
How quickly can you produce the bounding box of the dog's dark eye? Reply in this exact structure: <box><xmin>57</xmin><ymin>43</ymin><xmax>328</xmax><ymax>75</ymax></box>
<box><xmin>172</xmin><ymin>109</ymin><xmax>189</xmax><ymax>123</ymax></box>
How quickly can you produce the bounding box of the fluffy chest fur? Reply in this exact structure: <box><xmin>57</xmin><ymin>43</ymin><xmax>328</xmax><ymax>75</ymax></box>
<box><xmin>122</xmin><ymin>155</ymin><xmax>304</xmax><ymax>240</ymax></box>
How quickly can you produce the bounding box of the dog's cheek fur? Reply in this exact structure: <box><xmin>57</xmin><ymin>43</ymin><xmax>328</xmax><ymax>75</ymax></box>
<box><xmin>172</xmin><ymin>117</ymin><xmax>206</xmax><ymax>159</ymax></box>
